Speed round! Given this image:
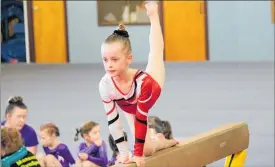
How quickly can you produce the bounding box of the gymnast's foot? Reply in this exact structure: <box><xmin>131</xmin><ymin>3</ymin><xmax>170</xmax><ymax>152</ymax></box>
<box><xmin>156</xmin><ymin>133</ymin><xmax>178</xmax><ymax>149</ymax></box>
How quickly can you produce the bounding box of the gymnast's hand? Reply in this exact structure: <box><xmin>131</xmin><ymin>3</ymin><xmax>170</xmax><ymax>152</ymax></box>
<box><xmin>125</xmin><ymin>156</ymin><xmax>145</xmax><ymax>167</ymax></box>
<box><xmin>118</xmin><ymin>154</ymin><xmax>130</xmax><ymax>164</ymax></box>
<box><xmin>145</xmin><ymin>1</ymin><xmax>159</xmax><ymax>18</ymax></box>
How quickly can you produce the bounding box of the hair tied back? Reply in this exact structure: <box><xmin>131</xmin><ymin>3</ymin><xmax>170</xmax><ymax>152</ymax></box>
<box><xmin>74</xmin><ymin>128</ymin><xmax>81</xmax><ymax>142</ymax></box>
<box><xmin>113</xmin><ymin>30</ymin><xmax>129</xmax><ymax>38</ymax></box>
<box><xmin>113</xmin><ymin>24</ymin><xmax>129</xmax><ymax>38</ymax></box>
<box><xmin>8</xmin><ymin>96</ymin><xmax>23</xmax><ymax>104</ymax></box>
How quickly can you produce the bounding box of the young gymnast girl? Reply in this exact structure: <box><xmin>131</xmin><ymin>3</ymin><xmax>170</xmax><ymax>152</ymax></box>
<box><xmin>1</xmin><ymin>96</ymin><xmax>39</xmax><ymax>154</ymax></box>
<box><xmin>99</xmin><ymin>2</ymin><xmax>177</xmax><ymax>166</ymax></box>
<box><xmin>37</xmin><ymin>123</ymin><xmax>75</xmax><ymax>167</ymax></box>
<box><xmin>1</xmin><ymin>127</ymin><xmax>40</xmax><ymax>167</ymax></box>
<box><xmin>74</xmin><ymin>121</ymin><xmax>108</xmax><ymax>167</ymax></box>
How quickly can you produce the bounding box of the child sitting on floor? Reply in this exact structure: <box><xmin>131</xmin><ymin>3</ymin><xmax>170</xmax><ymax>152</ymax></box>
<box><xmin>37</xmin><ymin>122</ymin><xmax>75</xmax><ymax>167</ymax></box>
<box><xmin>74</xmin><ymin>121</ymin><xmax>108</xmax><ymax>167</ymax></box>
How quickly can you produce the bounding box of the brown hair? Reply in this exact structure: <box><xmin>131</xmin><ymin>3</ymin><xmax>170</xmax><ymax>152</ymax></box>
<box><xmin>103</xmin><ymin>24</ymin><xmax>132</xmax><ymax>55</ymax></box>
<box><xmin>1</xmin><ymin>127</ymin><xmax>23</xmax><ymax>155</ymax></box>
<box><xmin>40</xmin><ymin>123</ymin><xmax>60</xmax><ymax>137</ymax></box>
<box><xmin>5</xmin><ymin>96</ymin><xmax>27</xmax><ymax>116</ymax></box>
<box><xmin>74</xmin><ymin>121</ymin><xmax>99</xmax><ymax>141</ymax></box>
<box><xmin>148</xmin><ymin>116</ymin><xmax>173</xmax><ymax>140</ymax></box>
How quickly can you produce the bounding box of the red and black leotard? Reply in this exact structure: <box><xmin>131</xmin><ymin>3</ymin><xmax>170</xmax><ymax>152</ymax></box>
<box><xmin>99</xmin><ymin>69</ymin><xmax>161</xmax><ymax>157</ymax></box>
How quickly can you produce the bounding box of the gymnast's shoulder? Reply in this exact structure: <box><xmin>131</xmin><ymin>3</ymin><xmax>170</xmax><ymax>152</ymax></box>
<box><xmin>99</xmin><ymin>74</ymin><xmax>112</xmax><ymax>96</ymax></box>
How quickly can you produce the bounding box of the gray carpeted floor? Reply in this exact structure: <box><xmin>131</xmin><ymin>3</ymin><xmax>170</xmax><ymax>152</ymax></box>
<box><xmin>1</xmin><ymin>62</ymin><xmax>274</xmax><ymax>166</ymax></box>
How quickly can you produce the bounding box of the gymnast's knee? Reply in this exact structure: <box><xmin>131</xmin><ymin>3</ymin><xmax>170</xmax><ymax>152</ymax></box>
<box><xmin>45</xmin><ymin>154</ymin><xmax>56</xmax><ymax>161</ymax></box>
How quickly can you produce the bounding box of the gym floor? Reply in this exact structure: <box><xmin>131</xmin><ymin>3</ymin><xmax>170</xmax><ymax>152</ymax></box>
<box><xmin>1</xmin><ymin>62</ymin><xmax>274</xmax><ymax>166</ymax></box>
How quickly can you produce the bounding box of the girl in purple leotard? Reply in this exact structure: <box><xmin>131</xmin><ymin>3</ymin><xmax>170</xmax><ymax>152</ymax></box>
<box><xmin>74</xmin><ymin>121</ymin><xmax>108</xmax><ymax>167</ymax></box>
<box><xmin>37</xmin><ymin>123</ymin><xmax>75</xmax><ymax>167</ymax></box>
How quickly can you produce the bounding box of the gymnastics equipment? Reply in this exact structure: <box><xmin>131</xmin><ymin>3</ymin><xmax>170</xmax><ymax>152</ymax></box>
<box><xmin>112</xmin><ymin>122</ymin><xmax>249</xmax><ymax>167</ymax></box>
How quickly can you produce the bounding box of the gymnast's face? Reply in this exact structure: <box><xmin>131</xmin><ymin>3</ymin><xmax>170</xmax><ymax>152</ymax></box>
<box><xmin>84</xmin><ymin>125</ymin><xmax>101</xmax><ymax>143</ymax></box>
<box><xmin>101</xmin><ymin>42</ymin><xmax>132</xmax><ymax>77</ymax></box>
<box><xmin>6</xmin><ymin>107</ymin><xmax>27</xmax><ymax>130</ymax></box>
<box><xmin>39</xmin><ymin>130</ymin><xmax>55</xmax><ymax>147</ymax></box>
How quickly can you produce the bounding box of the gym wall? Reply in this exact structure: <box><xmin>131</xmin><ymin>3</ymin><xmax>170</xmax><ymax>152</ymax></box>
<box><xmin>65</xmin><ymin>1</ymin><xmax>274</xmax><ymax>63</ymax></box>
<box><xmin>207</xmin><ymin>1</ymin><xmax>274</xmax><ymax>61</ymax></box>
<box><xmin>66</xmin><ymin>1</ymin><xmax>150</xmax><ymax>64</ymax></box>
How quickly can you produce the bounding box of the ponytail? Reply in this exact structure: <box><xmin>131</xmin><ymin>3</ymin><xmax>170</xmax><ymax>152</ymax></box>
<box><xmin>74</xmin><ymin>128</ymin><xmax>81</xmax><ymax>142</ymax></box>
<box><xmin>74</xmin><ymin>121</ymin><xmax>99</xmax><ymax>142</ymax></box>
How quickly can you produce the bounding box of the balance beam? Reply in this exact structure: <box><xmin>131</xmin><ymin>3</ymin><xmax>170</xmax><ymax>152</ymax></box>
<box><xmin>112</xmin><ymin>122</ymin><xmax>249</xmax><ymax>167</ymax></box>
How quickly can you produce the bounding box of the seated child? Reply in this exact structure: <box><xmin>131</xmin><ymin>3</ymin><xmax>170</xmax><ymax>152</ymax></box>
<box><xmin>1</xmin><ymin>127</ymin><xmax>40</xmax><ymax>167</ymax></box>
<box><xmin>108</xmin><ymin>132</ymin><xmax>128</xmax><ymax>166</ymax></box>
<box><xmin>74</xmin><ymin>121</ymin><xmax>108</xmax><ymax>167</ymax></box>
<box><xmin>37</xmin><ymin>123</ymin><xmax>75</xmax><ymax>167</ymax></box>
